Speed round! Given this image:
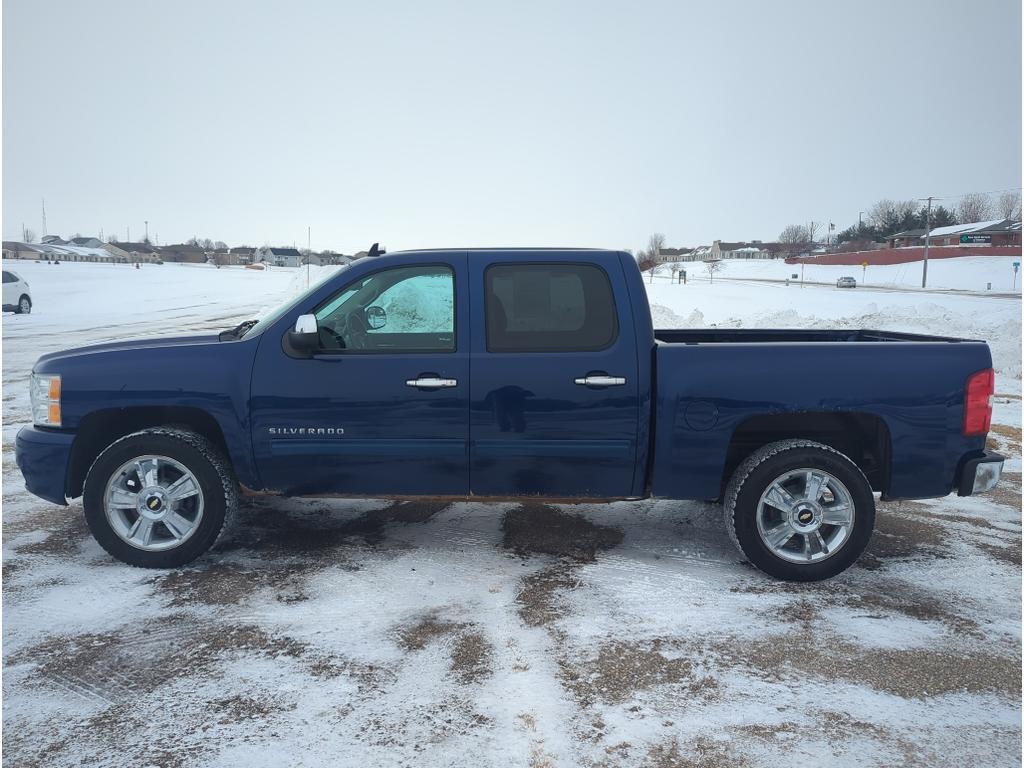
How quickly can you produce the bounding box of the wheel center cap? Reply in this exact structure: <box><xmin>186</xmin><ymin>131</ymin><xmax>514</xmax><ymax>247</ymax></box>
<box><xmin>791</xmin><ymin>502</ymin><xmax>821</xmax><ymax>532</ymax></box>
<box><xmin>137</xmin><ymin>488</ymin><xmax>168</xmax><ymax>519</ymax></box>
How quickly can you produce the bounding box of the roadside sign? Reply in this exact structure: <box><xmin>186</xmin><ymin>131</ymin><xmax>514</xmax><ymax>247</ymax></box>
<box><xmin>861</xmin><ymin>261</ymin><xmax>868</xmax><ymax>268</ymax></box>
<box><xmin>1014</xmin><ymin>261</ymin><xmax>1020</xmax><ymax>271</ymax></box>
<box><xmin>960</xmin><ymin>234</ymin><xmax>992</xmax><ymax>244</ymax></box>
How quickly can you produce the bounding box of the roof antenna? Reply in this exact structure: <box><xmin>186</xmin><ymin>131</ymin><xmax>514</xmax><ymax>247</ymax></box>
<box><xmin>368</xmin><ymin>242</ymin><xmax>386</xmax><ymax>258</ymax></box>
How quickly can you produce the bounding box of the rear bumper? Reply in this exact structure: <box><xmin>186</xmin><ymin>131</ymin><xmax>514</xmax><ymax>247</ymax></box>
<box><xmin>956</xmin><ymin>451</ymin><xmax>1005</xmax><ymax>497</ymax></box>
<box><xmin>15</xmin><ymin>426</ymin><xmax>74</xmax><ymax>506</ymax></box>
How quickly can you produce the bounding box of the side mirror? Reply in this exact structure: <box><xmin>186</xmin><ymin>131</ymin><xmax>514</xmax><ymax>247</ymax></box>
<box><xmin>365</xmin><ymin>305</ymin><xmax>387</xmax><ymax>330</ymax></box>
<box><xmin>288</xmin><ymin>313</ymin><xmax>320</xmax><ymax>352</ymax></box>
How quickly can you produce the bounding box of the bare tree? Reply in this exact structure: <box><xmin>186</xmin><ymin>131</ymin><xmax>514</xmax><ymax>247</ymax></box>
<box><xmin>648</xmin><ymin>262</ymin><xmax>668</xmax><ymax>284</ymax></box>
<box><xmin>779</xmin><ymin>224</ymin><xmax>811</xmax><ymax>255</ymax></box>
<box><xmin>997</xmin><ymin>191</ymin><xmax>1021</xmax><ymax>220</ymax></box>
<box><xmin>806</xmin><ymin>221</ymin><xmax>822</xmax><ymax>243</ymax></box>
<box><xmin>201</xmin><ymin>238</ymin><xmax>214</xmax><ymax>250</ymax></box>
<box><xmin>214</xmin><ymin>240</ymin><xmax>227</xmax><ymax>250</ymax></box>
<box><xmin>705</xmin><ymin>259</ymin><xmax>725</xmax><ymax>284</ymax></box>
<box><xmin>23</xmin><ymin>228</ymin><xmax>36</xmax><ymax>243</ymax></box>
<box><xmin>647</xmin><ymin>232</ymin><xmax>666</xmax><ymax>262</ymax></box>
<box><xmin>779</xmin><ymin>224</ymin><xmax>808</xmax><ymax>244</ymax></box>
<box><xmin>957</xmin><ymin>193</ymin><xmax>994</xmax><ymax>224</ymax></box>
<box><xmin>187</xmin><ymin>236</ymin><xmax>200</xmax><ymax>246</ymax></box>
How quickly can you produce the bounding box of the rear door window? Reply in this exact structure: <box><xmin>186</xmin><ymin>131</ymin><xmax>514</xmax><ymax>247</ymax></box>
<box><xmin>485</xmin><ymin>263</ymin><xmax>618</xmax><ymax>352</ymax></box>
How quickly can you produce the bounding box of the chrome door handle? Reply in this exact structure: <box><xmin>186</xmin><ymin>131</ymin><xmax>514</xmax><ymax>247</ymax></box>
<box><xmin>574</xmin><ymin>375</ymin><xmax>626</xmax><ymax>387</ymax></box>
<box><xmin>406</xmin><ymin>377</ymin><xmax>458</xmax><ymax>388</ymax></box>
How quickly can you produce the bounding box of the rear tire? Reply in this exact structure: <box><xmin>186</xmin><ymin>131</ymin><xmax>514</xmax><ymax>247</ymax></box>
<box><xmin>724</xmin><ymin>439</ymin><xmax>874</xmax><ymax>581</ymax></box>
<box><xmin>83</xmin><ymin>428</ymin><xmax>237</xmax><ymax>568</ymax></box>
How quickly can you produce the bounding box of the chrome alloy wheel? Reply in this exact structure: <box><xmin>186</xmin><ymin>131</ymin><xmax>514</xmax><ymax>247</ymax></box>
<box><xmin>104</xmin><ymin>455</ymin><xmax>205</xmax><ymax>551</ymax></box>
<box><xmin>755</xmin><ymin>468</ymin><xmax>855</xmax><ymax>563</ymax></box>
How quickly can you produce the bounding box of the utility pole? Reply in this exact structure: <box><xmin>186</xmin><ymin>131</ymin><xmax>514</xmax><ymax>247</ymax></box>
<box><xmin>41</xmin><ymin>199</ymin><xmax>47</xmax><ymax>236</ymax></box>
<box><xmin>920</xmin><ymin>196</ymin><xmax>934</xmax><ymax>288</ymax></box>
<box><xmin>306</xmin><ymin>226</ymin><xmax>311</xmax><ymax>289</ymax></box>
<box><xmin>127</xmin><ymin>225</ymin><xmax>130</xmax><ymax>242</ymax></box>
<box><xmin>144</xmin><ymin>220</ymin><xmax>149</xmax><ymax>242</ymax></box>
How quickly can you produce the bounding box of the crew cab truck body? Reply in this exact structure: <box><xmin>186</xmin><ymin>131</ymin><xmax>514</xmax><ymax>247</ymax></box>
<box><xmin>16</xmin><ymin>248</ymin><xmax>1004</xmax><ymax>580</ymax></box>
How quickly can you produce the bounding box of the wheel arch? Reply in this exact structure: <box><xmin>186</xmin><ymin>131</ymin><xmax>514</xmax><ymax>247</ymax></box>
<box><xmin>721</xmin><ymin>411</ymin><xmax>891</xmax><ymax>496</ymax></box>
<box><xmin>67</xmin><ymin>406</ymin><xmax>231</xmax><ymax>498</ymax></box>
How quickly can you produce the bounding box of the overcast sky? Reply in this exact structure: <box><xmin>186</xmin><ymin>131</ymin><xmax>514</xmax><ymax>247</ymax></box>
<box><xmin>3</xmin><ymin>0</ymin><xmax>1021</xmax><ymax>252</ymax></box>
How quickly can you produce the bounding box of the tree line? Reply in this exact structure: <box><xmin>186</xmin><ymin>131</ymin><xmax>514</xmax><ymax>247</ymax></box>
<box><xmin>782</xmin><ymin>190</ymin><xmax>1020</xmax><ymax>249</ymax></box>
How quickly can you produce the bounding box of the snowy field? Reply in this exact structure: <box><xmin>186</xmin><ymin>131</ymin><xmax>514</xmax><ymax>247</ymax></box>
<box><xmin>654</xmin><ymin>254</ymin><xmax>1022</xmax><ymax>294</ymax></box>
<box><xmin>2</xmin><ymin>259</ymin><xmax>1021</xmax><ymax>767</ymax></box>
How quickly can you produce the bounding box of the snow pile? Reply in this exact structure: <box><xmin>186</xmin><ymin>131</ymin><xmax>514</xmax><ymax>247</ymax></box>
<box><xmin>647</xmin><ymin>282</ymin><xmax>1022</xmax><ymax>380</ymax></box>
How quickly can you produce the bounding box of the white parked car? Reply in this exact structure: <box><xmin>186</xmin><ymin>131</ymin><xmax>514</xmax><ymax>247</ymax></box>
<box><xmin>836</xmin><ymin>276</ymin><xmax>857</xmax><ymax>289</ymax></box>
<box><xmin>2</xmin><ymin>270</ymin><xmax>32</xmax><ymax>313</ymax></box>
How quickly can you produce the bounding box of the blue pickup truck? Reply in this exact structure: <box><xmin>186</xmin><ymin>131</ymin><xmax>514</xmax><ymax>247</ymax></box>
<box><xmin>16</xmin><ymin>247</ymin><xmax>1004</xmax><ymax>580</ymax></box>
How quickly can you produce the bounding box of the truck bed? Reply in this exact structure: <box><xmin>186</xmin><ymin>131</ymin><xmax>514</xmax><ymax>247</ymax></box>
<box><xmin>647</xmin><ymin>329</ymin><xmax>992</xmax><ymax>502</ymax></box>
<box><xmin>654</xmin><ymin>328</ymin><xmax>971</xmax><ymax>344</ymax></box>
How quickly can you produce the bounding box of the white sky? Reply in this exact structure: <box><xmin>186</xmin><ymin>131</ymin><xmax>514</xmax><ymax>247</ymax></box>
<box><xmin>3</xmin><ymin>0</ymin><xmax>1021</xmax><ymax>252</ymax></box>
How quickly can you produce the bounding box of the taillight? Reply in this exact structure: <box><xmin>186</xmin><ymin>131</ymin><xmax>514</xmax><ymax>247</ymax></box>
<box><xmin>963</xmin><ymin>368</ymin><xmax>994</xmax><ymax>436</ymax></box>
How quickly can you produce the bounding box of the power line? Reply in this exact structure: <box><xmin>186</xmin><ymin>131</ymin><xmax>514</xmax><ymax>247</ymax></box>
<box><xmin>927</xmin><ymin>185</ymin><xmax>1022</xmax><ymax>201</ymax></box>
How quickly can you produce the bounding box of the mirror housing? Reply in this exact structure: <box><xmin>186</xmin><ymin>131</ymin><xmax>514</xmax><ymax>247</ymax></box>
<box><xmin>288</xmin><ymin>313</ymin><xmax>320</xmax><ymax>352</ymax></box>
<box><xmin>365</xmin><ymin>305</ymin><xmax>387</xmax><ymax>330</ymax></box>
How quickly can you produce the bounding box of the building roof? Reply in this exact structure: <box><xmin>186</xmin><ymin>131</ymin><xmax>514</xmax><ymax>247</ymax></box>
<box><xmin>925</xmin><ymin>218</ymin><xmax>1007</xmax><ymax>238</ymax></box>
<box><xmin>111</xmin><ymin>241</ymin><xmax>157</xmax><ymax>253</ymax></box>
<box><xmin>889</xmin><ymin>228</ymin><xmax>927</xmax><ymax>239</ymax></box>
<box><xmin>229</xmin><ymin>246</ymin><xmax>256</xmax><ymax>255</ymax></box>
<box><xmin>267</xmin><ymin>247</ymin><xmax>302</xmax><ymax>257</ymax></box>
<box><xmin>69</xmin><ymin>236</ymin><xmax>100</xmax><ymax>245</ymax></box>
<box><xmin>161</xmin><ymin>243</ymin><xmax>207</xmax><ymax>253</ymax></box>
<box><xmin>659</xmin><ymin>247</ymin><xmax>692</xmax><ymax>257</ymax></box>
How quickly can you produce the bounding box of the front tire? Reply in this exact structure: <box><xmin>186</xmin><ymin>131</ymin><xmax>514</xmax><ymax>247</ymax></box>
<box><xmin>83</xmin><ymin>428</ymin><xmax>237</xmax><ymax>568</ymax></box>
<box><xmin>724</xmin><ymin>439</ymin><xmax>874</xmax><ymax>581</ymax></box>
<box><xmin>16</xmin><ymin>295</ymin><xmax>31</xmax><ymax>314</ymax></box>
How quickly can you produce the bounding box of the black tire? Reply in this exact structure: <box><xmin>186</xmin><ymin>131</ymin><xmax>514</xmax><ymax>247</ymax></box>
<box><xmin>16</xmin><ymin>295</ymin><xmax>31</xmax><ymax>314</ymax></box>
<box><xmin>724</xmin><ymin>439</ymin><xmax>875</xmax><ymax>581</ymax></box>
<box><xmin>83</xmin><ymin>428</ymin><xmax>237</xmax><ymax>568</ymax></box>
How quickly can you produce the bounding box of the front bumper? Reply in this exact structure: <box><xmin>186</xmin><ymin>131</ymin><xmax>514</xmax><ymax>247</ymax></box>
<box><xmin>956</xmin><ymin>451</ymin><xmax>1005</xmax><ymax>497</ymax></box>
<box><xmin>15</xmin><ymin>426</ymin><xmax>74</xmax><ymax>506</ymax></box>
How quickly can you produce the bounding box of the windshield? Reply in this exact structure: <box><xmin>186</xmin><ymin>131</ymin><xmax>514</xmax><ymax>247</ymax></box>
<box><xmin>239</xmin><ymin>264</ymin><xmax>350</xmax><ymax>339</ymax></box>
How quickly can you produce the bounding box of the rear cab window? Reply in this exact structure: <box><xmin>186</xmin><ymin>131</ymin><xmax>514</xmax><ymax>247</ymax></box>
<box><xmin>485</xmin><ymin>263</ymin><xmax>618</xmax><ymax>352</ymax></box>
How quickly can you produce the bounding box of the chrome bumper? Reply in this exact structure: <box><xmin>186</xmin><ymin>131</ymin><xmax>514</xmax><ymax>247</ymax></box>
<box><xmin>957</xmin><ymin>451</ymin><xmax>1005</xmax><ymax>497</ymax></box>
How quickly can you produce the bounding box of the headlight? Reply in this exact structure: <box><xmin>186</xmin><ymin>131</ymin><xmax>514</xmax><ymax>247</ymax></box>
<box><xmin>30</xmin><ymin>373</ymin><xmax>61</xmax><ymax>427</ymax></box>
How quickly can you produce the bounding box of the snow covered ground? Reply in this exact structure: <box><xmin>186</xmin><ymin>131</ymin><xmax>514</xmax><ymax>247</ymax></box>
<box><xmin>2</xmin><ymin>260</ymin><xmax>1021</xmax><ymax>767</ymax></box>
<box><xmin>653</xmin><ymin>254</ymin><xmax>1022</xmax><ymax>294</ymax></box>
